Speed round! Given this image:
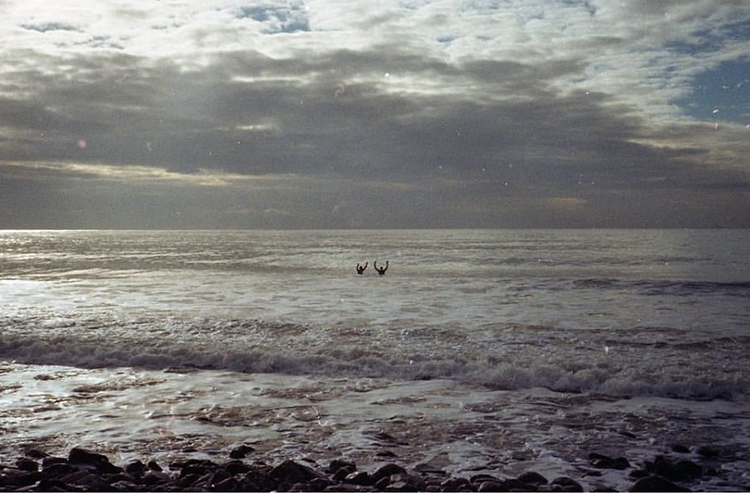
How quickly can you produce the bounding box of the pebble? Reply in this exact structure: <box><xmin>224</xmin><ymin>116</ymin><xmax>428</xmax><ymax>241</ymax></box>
<box><xmin>0</xmin><ymin>446</ymin><xmax>730</xmax><ymax>492</ymax></box>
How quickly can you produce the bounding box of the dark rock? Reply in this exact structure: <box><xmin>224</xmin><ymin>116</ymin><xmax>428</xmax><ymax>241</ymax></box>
<box><xmin>498</xmin><ymin>478</ymin><xmax>533</xmax><ymax>491</ymax></box>
<box><xmin>24</xmin><ymin>450</ymin><xmax>49</xmax><ymax>460</ymax></box>
<box><xmin>647</xmin><ymin>456</ymin><xmax>703</xmax><ymax>482</ymax></box>
<box><xmin>674</xmin><ymin>460</ymin><xmax>703</xmax><ymax>481</ymax></box>
<box><xmin>346</xmin><ymin>470</ymin><xmax>374</xmax><ymax>486</ymax></box>
<box><xmin>589</xmin><ymin>453</ymin><xmax>631</xmax><ymax>470</ymax></box>
<box><xmin>214</xmin><ymin>476</ymin><xmax>240</xmax><ymax>491</ymax></box>
<box><xmin>469</xmin><ymin>473</ymin><xmax>500</xmax><ymax>485</ymax></box>
<box><xmin>385</xmin><ymin>479</ymin><xmax>416</xmax><ymax>492</ymax></box>
<box><xmin>439</xmin><ymin>476</ymin><xmax>470</xmax><ymax>492</ymax></box>
<box><xmin>61</xmin><ymin>468</ymin><xmax>99</xmax><ymax>485</ymax></box>
<box><xmin>309</xmin><ymin>477</ymin><xmax>335</xmax><ymax>491</ymax></box>
<box><xmin>697</xmin><ymin>446</ymin><xmax>719</xmax><ymax>459</ymax></box>
<box><xmin>147</xmin><ymin>460</ymin><xmax>163</xmax><ymax>472</ymax></box>
<box><xmin>229</xmin><ymin>444</ymin><xmax>255</xmax><ymax>459</ymax></box>
<box><xmin>125</xmin><ymin>459</ymin><xmax>146</xmax><ymax>475</ymax></box>
<box><xmin>110</xmin><ymin>479</ymin><xmax>141</xmax><ymax>491</ymax></box>
<box><xmin>629</xmin><ymin>475</ymin><xmax>690</xmax><ymax>492</ymax></box>
<box><xmin>243</xmin><ymin>469</ymin><xmax>276</xmax><ymax>491</ymax></box>
<box><xmin>672</xmin><ymin>444</ymin><xmax>690</xmax><ymax>454</ymax></box>
<box><xmin>105</xmin><ymin>471</ymin><xmax>132</xmax><ymax>482</ymax></box>
<box><xmin>0</xmin><ymin>469</ymin><xmax>43</xmax><ymax>488</ymax></box>
<box><xmin>41</xmin><ymin>456</ymin><xmax>70</xmax><ymax>469</ymax></box>
<box><xmin>519</xmin><ymin>471</ymin><xmax>549</xmax><ymax>486</ymax></box>
<box><xmin>67</xmin><ymin>447</ymin><xmax>122</xmax><ymax>475</ymax></box>
<box><xmin>20</xmin><ymin>478</ymin><xmax>69</xmax><ymax>492</ymax></box>
<box><xmin>332</xmin><ymin>459</ymin><xmax>358</xmax><ymax>481</ymax></box>
<box><xmin>16</xmin><ymin>458</ymin><xmax>39</xmax><ymax>472</ymax></box>
<box><xmin>41</xmin><ymin>462</ymin><xmax>79</xmax><ymax>479</ymax></box>
<box><xmin>224</xmin><ymin>459</ymin><xmax>251</xmax><ymax>475</ymax></box>
<box><xmin>389</xmin><ymin>472</ymin><xmax>427</xmax><ymax>492</ymax></box>
<box><xmin>372</xmin><ymin>463</ymin><xmax>407</xmax><ymax>483</ymax></box>
<box><xmin>70</xmin><ymin>472</ymin><xmax>110</xmax><ymax>491</ymax></box>
<box><xmin>176</xmin><ymin>458</ymin><xmax>219</xmax><ymax>478</ymax></box>
<box><xmin>629</xmin><ymin>469</ymin><xmax>650</xmax><ymax>479</ymax></box>
<box><xmin>142</xmin><ymin>470</ymin><xmax>172</xmax><ymax>486</ymax></box>
<box><xmin>478</xmin><ymin>480</ymin><xmax>506</xmax><ymax>492</ymax></box>
<box><xmin>551</xmin><ymin>476</ymin><xmax>584</xmax><ymax>492</ymax></box>
<box><xmin>269</xmin><ymin>459</ymin><xmax>319</xmax><ymax>484</ymax></box>
<box><xmin>67</xmin><ymin>447</ymin><xmax>109</xmax><ymax>466</ymax></box>
<box><xmin>329</xmin><ymin>459</ymin><xmax>357</xmax><ymax>474</ymax></box>
<box><xmin>375</xmin><ymin>475</ymin><xmax>393</xmax><ymax>491</ymax></box>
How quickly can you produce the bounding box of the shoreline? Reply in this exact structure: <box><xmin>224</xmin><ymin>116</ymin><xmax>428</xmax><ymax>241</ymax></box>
<box><xmin>2</xmin><ymin>364</ymin><xmax>749</xmax><ymax>491</ymax></box>
<box><xmin>0</xmin><ymin>444</ymin><xmax>739</xmax><ymax>492</ymax></box>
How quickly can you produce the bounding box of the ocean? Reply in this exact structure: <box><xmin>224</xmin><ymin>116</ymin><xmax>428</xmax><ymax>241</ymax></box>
<box><xmin>1</xmin><ymin>229</ymin><xmax>749</xmax><ymax>490</ymax></box>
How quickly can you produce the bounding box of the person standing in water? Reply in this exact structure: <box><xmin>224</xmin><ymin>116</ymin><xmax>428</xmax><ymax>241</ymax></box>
<box><xmin>374</xmin><ymin>260</ymin><xmax>389</xmax><ymax>275</ymax></box>
<box><xmin>356</xmin><ymin>262</ymin><xmax>368</xmax><ymax>275</ymax></box>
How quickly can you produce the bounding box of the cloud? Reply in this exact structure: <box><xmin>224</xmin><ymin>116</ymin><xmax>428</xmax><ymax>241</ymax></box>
<box><xmin>0</xmin><ymin>0</ymin><xmax>749</xmax><ymax>228</ymax></box>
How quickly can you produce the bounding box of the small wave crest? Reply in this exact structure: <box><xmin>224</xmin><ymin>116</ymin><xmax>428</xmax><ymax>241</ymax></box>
<box><xmin>480</xmin><ymin>364</ymin><xmax>746</xmax><ymax>401</ymax></box>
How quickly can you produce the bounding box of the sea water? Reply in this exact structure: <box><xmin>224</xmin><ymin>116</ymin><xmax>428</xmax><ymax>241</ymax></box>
<box><xmin>1</xmin><ymin>229</ymin><xmax>749</xmax><ymax>490</ymax></box>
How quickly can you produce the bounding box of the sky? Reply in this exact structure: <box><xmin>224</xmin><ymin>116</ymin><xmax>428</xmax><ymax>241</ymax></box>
<box><xmin>1</xmin><ymin>0</ymin><xmax>749</xmax><ymax>229</ymax></box>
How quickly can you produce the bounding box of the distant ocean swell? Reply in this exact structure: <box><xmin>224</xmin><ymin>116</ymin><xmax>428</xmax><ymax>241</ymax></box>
<box><xmin>1</xmin><ymin>315</ymin><xmax>746</xmax><ymax>402</ymax></box>
<box><xmin>571</xmin><ymin>278</ymin><xmax>750</xmax><ymax>296</ymax></box>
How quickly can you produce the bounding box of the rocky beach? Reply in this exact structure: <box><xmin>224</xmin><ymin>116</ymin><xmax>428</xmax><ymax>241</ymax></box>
<box><xmin>0</xmin><ymin>443</ymin><xmax>743</xmax><ymax>492</ymax></box>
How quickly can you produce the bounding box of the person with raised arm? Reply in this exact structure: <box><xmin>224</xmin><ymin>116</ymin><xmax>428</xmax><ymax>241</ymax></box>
<box><xmin>374</xmin><ymin>260</ymin><xmax>389</xmax><ymax>275</ymax></box>
<box><xmin>356</xmin><ymin>262</ymin><xmax>368</xmax><ymax>275</ymax></box>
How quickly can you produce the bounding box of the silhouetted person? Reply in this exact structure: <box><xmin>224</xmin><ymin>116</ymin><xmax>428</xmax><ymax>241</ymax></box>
<box><xmin>356</xmin><ymin>262</ymin><xmax>368</xmax><ymax>275</ymax></box>
<box><xmin>374</xmin><ymin>260</ymin><xmax>389</xmax><ymax>275</ymax></box>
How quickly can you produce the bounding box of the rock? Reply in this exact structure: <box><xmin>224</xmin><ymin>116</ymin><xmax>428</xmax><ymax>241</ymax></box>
<box><xmin>647</xmin><ymin>456</ymin><xmax>703</xmax><ymax>482</ymax></box>
<box><xmin>15</xmin><ymin>458</ymin><xmax>39</xmax><ymax>472</ymax></box>
<box><xmin>243</xmin><ymin>468</ymin><xmax>276</xmax><ymax>491</ymax></box>
<box><xmin>147</xmin><ymin>460</ymin><xmax>163</xmax><ymax>471</ymax></box>
<box><xmin>478</xmin><ymin>480</ymin><xmax>506</xmax><ymax>492</ymax></box>
<box><xmin>67</xmin><ymin>447</ymin><xmax>108</xmax><ymax>466</ymax></box>
<box><xmin>697</xmin><ymin>446</ymin><xmax>719</xmax><ymax>459</ymax></box>
<box><xmin>269</xmin><ymin>459</ymin><xmax>319</xmax><ymax>485</ymax></box>
<box><xmin>372</xmin><ymin>463</ymin><xmax>407</xmax><ymax>483</ymax></box>
<box><xmin>24</xmin><ymin>450</ymin><xmax>49</xmax><ymax>460</ymax></box>
<box><xmin>20</xmin><ymin>478</ymin><xmax>68</xmax><ymax>492</ymax></box>
<box><xmin>551</xmin><ymin>476</ymin><xmax>584</xmax><ymax>492</ymax></box>
<box><xmin>214</xmin><ymin>476</ymin><xmax>240</xmax><ymax>491</ymax></box>
<box><xmin>589</xmin><ymin>453</ymin><xmax>631</xmax><ymax>470</ymax></box>
<box><xmin>70</xmin><ymin>472</ymin><xmax>110</xmax><ymax>491</ymax></box>
<box><xmin>331</xmin><ymin>459</ymin><xmax>358</xmax><ymax>480</ymax></box>
<box><xmin>224</xmin><ymin>459</ymin><xmax>251</xmax><ymax>475</ymax></box>
<box><xmin>0</xmin><ymin>468</ymin><xmax>43</xmax><ymax>488</ymax></box>
<box><xmin>41</xmin><ymin>462</ymin><xmax>79</xmax><ymax>479</ymax></box>
<box><xmin>176</xmin><ymin>458</ymin><xmax>219</xmax><ymax>478</ymax></box>
<box><xmin>229</xmin><ymin>444</ymin><xmax>255</xmax><ymax>459</ymax></box>
<box><xmin>629</xmin><ymin>475</ymin><xmax>690</xmax><ymax>492</ymax></box>
<box><xmin>125</xmin><ymin>459</ymin><xmax>146</xmax><ymax>475</ymax></box>
<box><xmin>110</xmin><ymin>479</ymin><xmax>141</xmax><ymax>491</ymax></box>
<box><xmin>345</xmin><ymin>470</ymin><xmax>374</xmax><ymax>486</ymax></box>
<box><xmin>674</xmin><ymin>460</ymin><xmax>703</xmax><ymax>481</ymax></box>
<box><xmin>142</xmin><ymin>470</ymin><xmax>172</xmax><ymax>487</ymax></box>
<box><xmin>519</xmin><ymin>471</ymin><xmax>549</xmax><ymax>486</ymax></box>
<box><xmin>672</xmin><ymin>444</ymin><xmax>690</xmax><ymax>454</ymax></box>
<box><xmin>308</xmin><ymin>477</ymin><xmax>334</xmax><ymax>491</ymax></box>
<box><xmin>67</xmin><ymin>447</ymin><xmax>121</xmax><ymax>475</ymax></box>
<box><xmin>388</xmin><ymin>472</ymin><xmax>427</xmax><ymax>491</ymax></box>
<box><xmin>439</xmin><ymin>476</ymin><xmax>470</xmax><ymax>492</ymax></box>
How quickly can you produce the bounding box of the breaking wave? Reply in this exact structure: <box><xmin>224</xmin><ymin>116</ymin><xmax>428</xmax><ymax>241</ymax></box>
<box><xmin>1</xmin><ymin>314</ymin><xmax>746</xmax><ymax>402</ymax></box>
